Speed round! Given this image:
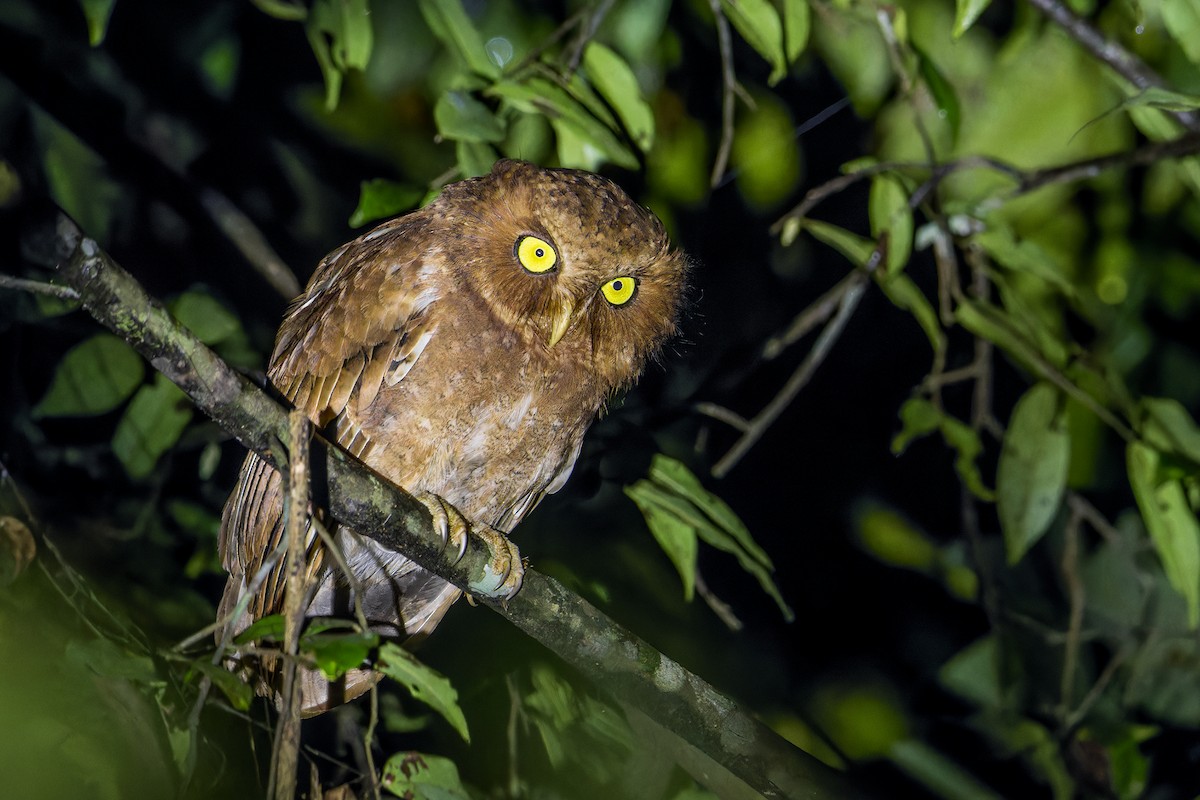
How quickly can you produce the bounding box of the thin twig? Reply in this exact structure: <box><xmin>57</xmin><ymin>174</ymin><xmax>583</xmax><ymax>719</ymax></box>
<box><xmin>712</xmin><ymin>266</ymin><xmax>872</xmax><ymax>479</ymax></box>
<box><xmin>695</xmin><ymin>569</ymin><xmax>744</xmax><ymax>632</ymax></box>
<box><xmin>269</xmin><ymin>409</ymin><xmax>311</xmax><ymax>800</ymax></box>
<box><xmin>708</xmin><ymin>0</ymin><xmax>737</xmax><ymax>188</ymax></box>
<box><xmin>1026</xmin><ymin>0</ymin><xmax>1200</xmax><ymax>132</ymax></box>
<box><xmin>762</xmin><ymin>271</ymin><xmax>864</xmax><ymax>360</ymax></box>
<box><xmin>0</xmin><ymin>273</ymin><xmax>79</xmax><ymax>300</ymax></box>
<box><xmin>564</xmin><ymin>0</ymin><xmax>615</xmax><ymax>72</ymax></box>
<box><xmin>1058</xmin><ymin>504</ymin><xmax>1085</xmax><ymax>725</ymax></box>
<box><xmin>198</xmin><ymin>189</ymin><xmax>300</xmax><ymax>300</ymax></box>
<box><xmin>1066</xmin><ymin>492</ymin><xmax>1121</xmax><ymax>544</ymax></box>
<box><xmin>693</xmin><ymin>402</ymin><xmax>750</xmax><ymax>433</ymax></box>
<box><xmin>1062</xmin><ymin>645</ymin><xmax>1128</xmax><ymax>733</ymax></box>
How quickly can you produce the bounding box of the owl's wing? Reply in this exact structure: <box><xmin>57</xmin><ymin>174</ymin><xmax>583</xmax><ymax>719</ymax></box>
<box><xmin>220</xmin><ymin>214</ymin><xmax>443</xmax><ymax>630</ymax></box>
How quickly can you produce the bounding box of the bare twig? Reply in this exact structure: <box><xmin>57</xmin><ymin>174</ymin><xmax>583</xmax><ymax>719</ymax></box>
<box><xmin>1026</xmin><ymin>0</ymin><xmax>1200</xmax><ymax>132</ymax></box>
<box><xmin>695</xmin><ymin>569</ymin><xmax>744</xmax><ymax>632</ymax></box>
<box><xmin>564</xmin><ymin>0</ymin><xmax>615</xmax><ymax>72</ymax></box>
<box><xmin>198</xmin><ymin>189</ymin><xmax>300</xmax><ymax>300</ymax></box>
<box><xmin>762</xmin><ymin>271</ymin><xmax>864</xmax><ymax>361</ymax></box>
<box><xmin>269</xmin><ymin>409</ymin><xmax>310</xmax><ymax>800</ymax></box>
<box><xmin>693</xmin><ymin>402</ymin><xmax>751</xmax><ymax>433</ymax></box>
<box><xmin>0</xmin><ymin>273</ymin><xmax>79</xmax><ymax>300</ymax></box>
<box><xmin>1066</xmin><ymin>492</ymin><xmax>1121</xmax><ymax>544</ymax></box>
<box><xmin>1057</xmin><ymin>504</ymin><xmax>1085</xmax><ymax>725</ymax></box>
<box><xmin>708</xmin><ymin>0</ymin><xmax>737</xmax><ymax>188</ymax></box>
<box><xmin>712</xmin><ymin>264</ymin><xmax>873</xmax><ymax>479</ymax></box>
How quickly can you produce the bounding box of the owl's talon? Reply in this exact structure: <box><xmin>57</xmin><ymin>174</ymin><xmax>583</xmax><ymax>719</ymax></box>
<box><xmin>415</xmin><ymin>492</ymin><xmax>521</xmax><ymax>600</ymax></box>
<box><xmin>416</xmin><ymin>492</ymin><xmax>465</xmax><ymax>562</ymax></box>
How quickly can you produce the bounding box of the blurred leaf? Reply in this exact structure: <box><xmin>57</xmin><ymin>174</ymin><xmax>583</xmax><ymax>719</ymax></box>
<box><xmin>812</xmin><ymin>5</ymin><xmax>892</xmax><ymax>115</ymax></box>
<box><xmin>856</xmin><ymin>506</ymin><xmax>938</xmax><ymax>571</ymax></box>
<box><xmin>1127</xmin><ymin>442</ymin><xmax>1200</xmax><ymax>628</ymax></box>
<box><xmin>939</xmin><ymin>635</ymin><xmax>1004</xmax><ymax>708</ymax></box>
<box><xmin>1161</xmin><ymin>0</ymin><xmax>1200</xmax><ymax>64</ymax></box>
<box><xmin>34</xmin><ymin>111</ymin><xmax>120</xmax><ymax>243</ymax></box>
<box><xmin>189</xmin><ymin>658</ymin><xmax>254</xmax><ymax>711</ymax></box>
<box><xmin>306</xmin><ymin>0</ymin><xmax>373</xmax><ymax>110</ymax></box>
<box><xmin>78</xmin><ymin>0</ymin><xmax>116</xmax><ymax>45</ymax></box>
<box><xmin>524</xmin><ymin>663</ymin><xmax>632</xmax><ymax>783</ymax></box>
<box><xmin>626</xmin><ymin>455</ymin><xmax>793</xmax><ymax>620</ymax></box>
<box><xmin>811</xmin><ymin>680</ymin><xmax>908</xmax><ymax>759</ymax></box>
<box><xmin>1120</xmin><ymin>86</ymin><xmax>1200</xmax><ymax>112</ymax></box>
<box><xmin>955</xmin><ymin>298</ymin><xmax>1064</xmax><ymax>372</ymax></box>
<box><xmin>251</xmin><ymin>0</ymin><xmax>306</xmax><ymax>21</ymax></box>
<box><xmin>169</xmin><ymin>290</ymin><xmax>241</xmax><ymax>346</ymax></box>
<box><xmin>112</xmin><ymin>375</ymin><xmax>193</xmax><ymax>480</ymax></box>
<box><xmin>877</xmin><ymin>273</ymin><xmax>942</xmax><ymax>351</ymax></box>
<box><xmin>952</xmin><ymin>0</ymin><xmax>992</xmax><ymax>37</ymax></box>
<box><xmin>350</xmin><ymin>178</ymin><xmax>424</xmax><ymax>227</ymax></box>
<box><xmin>455</xmin><ymin>140</ymin><xmax>497</xmax><ymax>178</ymax></box>
<box><xmin>914</xmin><ymin>46</ymin><xmax>960</xmax><ymax>142</ymax></box>
<box><xmin>869</xmin><ymin>173</ymin><xmax>913</xmax><ymax>274</ymax></box>
<box><xmin>418</xmin><ymin>0</ymin><xmax>500</xmax><ymax>79</ymax></box>
<box><xmin>434</xmin><ymin>91</ymin><xmax>506</xmax><ymax>143</ymax></box>
<box><xmin>780</xmin><ymin>0</ymin><xmax>810</xmax><ymax>63</ymax></box>
<box><xmin>378</xmin><ymin>643</ymin><xmax>470</xmax><ymax>743</ymax></box>
<box><xmin>732</xmin><ymin>92</ymin><xmax>803</xmax><ymax>208</ymax></box>
<box><xmin>302</xmin><ymin>630</ymin><xmax>379</xmax><ymax>680</ymax></box>
<box><xmin>997</xmin><ymin>383</ymin><xmax>1069</xmax><ymax>565</ymax></box>
<box><xmin>66</xmin><ymin>637</ymin><xmax>157</xmax><ymax>682</ymax></box>
<box><xmin>801</xmin><ymin>218</ymin><xmax>874</xmax><ymax>265</ymax></box>
<box><xmin>583</xmin><ymin>43</ymin><xmax>655</xmax><ymax>151</ymax></box>
<box><xmin>720</xmin><ymin>0</ymin><xmax>787</xmax><ymax>85</ymax></box>
<box><xmin>888</xmin><ymin>739</ymin><xmax>1004</xmax><ymax>800</ymax></box>
<box><xmin>381</xmin><ymin>752</ymin><xmax>469</xmax><ymax>800</ymax></box>
<box><xmin>1141</xmin><ymin>397</ymin><xmax>1200</xmax><ymax>468</ymax></box>
<box><xmin>975</xmin><ymin>224</ymin><xmax>1077</xmax><ymax>298</ymax></box>
<box><xmin>34</xmin><ymin>334</ymin><xmax>144</xmax><ymax>418</ymax></box>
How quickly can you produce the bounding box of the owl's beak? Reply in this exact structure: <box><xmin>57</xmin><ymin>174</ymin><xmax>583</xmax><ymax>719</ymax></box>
<box><xmin>547</xmin><ymin>300</ymin><xmax>576</xmax><ymax>348</ymax></box>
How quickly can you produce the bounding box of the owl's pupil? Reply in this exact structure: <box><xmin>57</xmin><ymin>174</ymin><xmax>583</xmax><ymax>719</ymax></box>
<box><xmin>612</xmin><ymin>280</ymin><xmax>623</xmax><ymax>291</ymax></box>
<box><xmin>535</xmin><ymin>248</ymin><xmax>545</xmax><ymax>258</ymax></box>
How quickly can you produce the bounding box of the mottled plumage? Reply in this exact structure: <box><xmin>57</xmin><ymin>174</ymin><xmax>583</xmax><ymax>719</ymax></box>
<box><xmin>218</xmin><ymin>159</ymin><xmax>688</xmax><ymax>714</ymax></box>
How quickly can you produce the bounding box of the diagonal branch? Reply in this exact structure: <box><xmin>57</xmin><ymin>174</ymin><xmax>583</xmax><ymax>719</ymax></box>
<box><xmin>49</xmin><ymin>213</ymin><xmax>864</xmax><ymax>800</ymax></box>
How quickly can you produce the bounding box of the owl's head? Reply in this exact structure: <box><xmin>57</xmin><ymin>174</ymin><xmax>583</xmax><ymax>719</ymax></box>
<box><xmin>437</xmin><ymin>159</ymin><xmax>689</xmax><ymax>390</ymax></box>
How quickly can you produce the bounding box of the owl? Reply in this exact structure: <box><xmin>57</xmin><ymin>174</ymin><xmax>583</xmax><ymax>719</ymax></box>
<box><xmin>218</xmin><ymin>159</ymin><xmax>688</xmax><ymax>715</ymax></box>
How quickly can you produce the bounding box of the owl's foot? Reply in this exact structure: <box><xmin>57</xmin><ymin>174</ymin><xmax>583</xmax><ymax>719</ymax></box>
<box><xmin>415</xmin><ymin>492</ymin><xmax>524</xmax><ymax>602</ymax></box>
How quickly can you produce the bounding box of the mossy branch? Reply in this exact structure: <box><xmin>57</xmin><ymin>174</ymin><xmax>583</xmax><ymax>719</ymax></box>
<box><xmin>50</xmin><ymin>214</ymin><xmax>864</xmax><ymax>800</ymax></box>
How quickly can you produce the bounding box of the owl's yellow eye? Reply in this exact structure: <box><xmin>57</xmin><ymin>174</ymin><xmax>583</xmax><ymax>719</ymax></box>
<box><xmin>601</xmin><ymin>276</ymin><xmax>637</xmax><ymax>306</ymax></box>
<box><xmin>516</xmin><ymin>235</ymin><xmax>557</xmax><ymax>274</ymax></box>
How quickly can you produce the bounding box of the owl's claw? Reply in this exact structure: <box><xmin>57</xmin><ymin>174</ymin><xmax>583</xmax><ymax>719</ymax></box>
<box><xmin>415</xmin><ymin>492</ymin><xmax>524</xmax><ymax>602</ymax></box>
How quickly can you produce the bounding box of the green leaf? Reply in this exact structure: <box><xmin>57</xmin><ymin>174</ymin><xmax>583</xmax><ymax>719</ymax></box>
<box><xmin>489</xmin><ymin>79</ymin><xmax>638</xmax><ymax>169</ymax></box>
<box><xmin>1141</xmin><ymin>397</ymin><xmax>1200</xmax><ymax>468</ymax></box>
<box><xmin>888</xmin><ymin>739</ymin><xmax>1005</xmax><ymax>800</ymax></box>
<box><xmin>781</xmin><ymin>0</ymin><xmax>811</xmax><ymax>64</ymax></box>
<box><xmin>720</xmin><ymin>0</ymin><xmax>787</xmax><ymax>85</ymax></box>
<box><xmin>625</xmin><ymin>455</ymin><xmax>793</xmax><ymax>620</ymax></box>
<box><xmin>381</xmin><ymin>752</ymin><xmax>470</xmax><ymax>800</ymax></box>
<box><xmin>1162</xmin><ymin>0</ymin><xmax>1200</xmax><ymax>64</ymax></box>
<box><xmin>232</xmin><ymin>613</ymin><xmax>285</xmax><ymax>645</ymax></box>
<box><xmin>378</xmin><ymin>642</ymin><xmax>470</xmax><ymax>743</ymax></box>
<box><xmin>583</xmin><ymin>43</ymin><xmax>655</xmax><ymax>152</ymax></box>
<box><xmin>974</xmin><ymin>224</ymin><xmax>1076</xmax><ymax>298</ymax></box>
<box><xmin>306</xmin><ymin>0</ymin><xmax>373</xmax><ymax>110</ymax></box>
<box><xmin>65</xmin><ymin>637</ymin><xmax>157</xmax><ymax>683</ymax></box>
<box><xmin>625</xmin><ymin>482</ymin><xmax>698</xmax><ymax>600</ymax></box>
<box><xmin>1121</xmin><ymin>86</ymin><xmax>1200</xmax><ymax>113</ymax></box>
<box><xmin>952</xmin><ymin>0</ymin><xmax>992</xmax><ymax>37</ymax></box>
<box><xmin>1127</xmin><ymin>441</ymin><xmax>1200</xmax><ymax>628</ymax></box>
<box><xmin>455</xmin><ymin>140</ymin><xmax>497</xmax><ymax>178</ymax></box>
<box><xmin>869</xmin><ymin>174</ymin><xmax>913</xmax><ymax>274</ymax></box>
<box><xmin>955</xmin><ymin>298</ymin><xmax>1064</xmax><ymax>372</ymax></box>
<box><xmin>800</xmin><ymin>218</ymin><xmax>875</xmax><ymax>266</ymax></box>
<box><xmin>112</xmin><ymin>375</ymin><xmax>193</xmax><ymax>480</ymax></box>
<box><xmin>169</xmin><ymin>290</ymin><xmax>241</xmax><ymax>346</ymax></box>
<box><xmin>78</xmin><ymin>0</ymin><xmax>117</xmax><ymax>45</ymax></box>
<box><xmin>418</xmin><ymin>0</ymin><xmax>500</xmax><ymax>79</ymax></box>
<box><xmin>34</xmin><ymin>334</ymin><xmax>144</xmax><ymax>418</ymax></box>
<box><xmin>877</xmin><ymin>273</ymin><xmax>942</xmax><ymax>352</ymax></box>
<box><xmin>350</xmin><ymin>179</ymin><xmax>424</xmax><ymax>227</ymax></box>
<box><xmin>938</xmin><ymin>635</ymin><xmax>1005</xmax><ymax>708</ymax></box>
<box><xmin>997</xmin><ymin>383</ymin><xmax>1070</xmax><ymax>564</ymax></box>
<box><xmin>189</xmin><ymin>659</ymin><xmax>254</xmax><ymax>711</ymax></box>
<box><xmin>914</xmin><ymin>46</ymin><xmax>960</xmax><ymax>142</ymax></box>
<box><xmin>302</xmin><ymin>631</ymin><xmax>379</xmax><ymax>680</ymax></box>
<box><xmin>892</xmin><ymin>398</ymin><xmax>994</xmax><ymax>501</ymax></box>
<box><xmin>434</xmin><ymin>91</ymin><xmax>506</xmax><ymax>143</ymax></box>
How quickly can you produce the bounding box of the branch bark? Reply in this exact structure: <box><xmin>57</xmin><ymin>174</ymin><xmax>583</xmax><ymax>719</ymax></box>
<box><xmin>50</xmin><ymin>213</ymin><xmax>864</xmax><ymax>800</ymax></box>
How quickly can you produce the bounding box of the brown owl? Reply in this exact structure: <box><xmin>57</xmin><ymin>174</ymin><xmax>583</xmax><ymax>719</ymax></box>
<box><xmin>218</xmin><ymin>159</ymin><xmax>688</xmax><ymax>715</ymax></box>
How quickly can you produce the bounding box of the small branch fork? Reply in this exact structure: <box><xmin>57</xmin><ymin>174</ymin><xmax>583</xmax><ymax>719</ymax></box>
<box><xmin>44</xmin><ymin>213</ymin><xmax>860</xmax><ymax>800</ymax></box>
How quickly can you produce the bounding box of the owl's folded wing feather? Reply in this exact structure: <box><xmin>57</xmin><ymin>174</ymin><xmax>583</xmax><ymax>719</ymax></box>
<box><xmin>221</xmin><ymin>213</ymin><xmax>443</xmax><ymax>628</ymax></box>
